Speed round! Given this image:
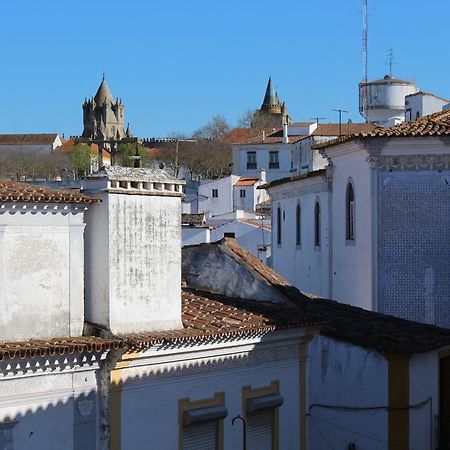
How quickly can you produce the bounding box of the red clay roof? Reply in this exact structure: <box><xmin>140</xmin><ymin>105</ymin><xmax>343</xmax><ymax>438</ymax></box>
<box><xmin>314</xmin><ymin>109</ymin><xmax>450</xmax><ymax>150</ymax></box>
<box><xmin>120</xmin><ymin>288</ymin><xmax>320</xmax><ymax>349</ymax></box>
<box><xmin>54</xmin><ymin>139</ymin><xmax>111</xmax><ymax>159</ymax></box>
<box><xmin>238</xmin><ymin>218</ymin><xmax>271</xmax><ymax>230</ymax></box>
<box><xmin>313</xmin><ymin>123</ymin><xmax>378</xmax><ymax>137</ymax></box>
<box><xmin>0</xmin><ymin>182</ymin><xmax>100</xmax><ymax>204</ymax></box>
<box><xmin>0</xmin><ymin>336</ymin><xmax>123</xmax><ymax>361</ymax></box>
<box><xmin>0</xmin><ymin>134</ymin><xmax>59</xmax><ymax>145</ymax></box>
<box><xmin>234</xmin><ymin>177</ymin><xmax>259</xmax><ymax>187</ymax></box>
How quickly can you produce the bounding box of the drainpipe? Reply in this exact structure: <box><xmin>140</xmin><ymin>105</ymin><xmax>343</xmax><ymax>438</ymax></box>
<box><xmin>98</xmin><ymin>348</ymin><xmax>127</xmax><ymax>450</ymax></box>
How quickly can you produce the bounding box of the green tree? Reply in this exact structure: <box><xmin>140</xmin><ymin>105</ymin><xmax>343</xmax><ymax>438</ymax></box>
<box><xmin>70</xmin><ymin>143</ymin><xmax>92</xmax><ymax>177</ymax></box>
<box><xmin>117</xmin><ymin>143</ymin><xmax>149</xmax><ymax>167</ymax></box>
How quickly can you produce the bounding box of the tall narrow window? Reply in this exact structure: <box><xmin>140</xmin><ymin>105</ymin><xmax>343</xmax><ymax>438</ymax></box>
<box><xmin>247</xmin><ymin>151</ymin><xmax>257</xmax><ymax>169</ymax></box>
<box><xmin>346</xmin><ymin>183</ymin><xmax>355</xmax><ymax>240</ymax></box>
<box><xmin>296</xmin><ymin>203</ymin><xmax>301</xmax><ymax>246</ymax></box>
<box><xmin>314</xmin><ymin>201</ymin><xmax>320</xmax><ymax>247</ymax></box>
<box><xmin>269</xmin><ymin>151</ymin><xmax>279</xmax><ymax>169</ymax></box>
<box><xmin>277</xmin><ymin>206</ymin><xmax>282</xmax><ymax>245</ymax></box>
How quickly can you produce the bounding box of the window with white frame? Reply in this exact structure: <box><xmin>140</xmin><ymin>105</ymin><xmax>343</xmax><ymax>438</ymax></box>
<box><xmin>212</xmin><ymin>189</ymin><xmax>218</xmax><ymax>198</ymax></box>
<box><xmin>240</xmin><ymin>189</ymin><xmax>246</xmax><ymax>198</ymax></box>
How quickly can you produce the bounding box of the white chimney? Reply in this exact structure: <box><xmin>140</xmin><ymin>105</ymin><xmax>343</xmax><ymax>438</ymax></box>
<box><xmin>84</xmin><ymin>166</ymin><xmax>185</xmax><ymax>334</ymax></box>
<box><xmin>260</xmin><ymin>168</ymin><xmax>266</xmax><ymax>183</ymax></box>
<box><xmin>262</xmin><ymin>130</ymin><xmax>266</xmax><ymax>142</ymax></box>
<box><xmin>282</xmin><ymin>122</ymin><xmax>289</xmax><ymax>144</ymax></box>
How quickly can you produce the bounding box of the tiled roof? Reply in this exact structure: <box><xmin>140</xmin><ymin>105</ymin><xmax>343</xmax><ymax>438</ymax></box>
<box><xmin>205</xmin><ymin>239</ymin><xmax>450</xmax><ymax>354</ymax></box>
<box><xmin>0</xmin><ymin>182</ymin><xmax>100</xmax><ymax>204</ymax></box>
<box><xmin>54</xmin><ymin>139</ymin><xmax>110</xmax><ymax>159</ymax></box>
<box><xmin>234</xmin><ymin>177</ymin><xmax>259</xmax><ymax>187</ymax></box>
<box><xmin>226</xmin><ymin>127</ymin><xmax>305</xmax><ymax>145</ymax></box>
<box><xmin>120</xmin><ymin>288</ymin><xmax>321</xmax><ymax>349</ymax></box>
<box><xmin>0</xmin><ymin>134</ymin><xmax>59</xmax><ymax>145</ymax></box>
<box><xmin>260</xmin><ymin>169</ymin><xmax>327</xmax><ymax>190</ymax></box>
<box><xmin>0</xmin><ymin>336</ymin><xmax>123</xmax><ymax>361</ymax></box>
<box><xmin>238</xmin><ymin>218</ymin><xmax>271</xmax><ymax>231</ymax></box>
<box><xmin>314</xmin><ymin>109</ymin><xmax>450</xmax><ymax>150</ymax></box>
<box><xmin>312</xmin><ymin>123</ymin><xmax>378</xmax><ymax>137</ymax></box>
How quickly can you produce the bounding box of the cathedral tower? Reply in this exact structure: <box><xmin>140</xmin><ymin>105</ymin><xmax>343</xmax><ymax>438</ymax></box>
<box><xmin>252</xmin><ymin>77</ymin><xmax>291</xmax><ymax>129</ymax></box>
<box><xmin>82</xmin><ymin>76</ymin><xmax>127</xmax><ymax>140</ymax></box>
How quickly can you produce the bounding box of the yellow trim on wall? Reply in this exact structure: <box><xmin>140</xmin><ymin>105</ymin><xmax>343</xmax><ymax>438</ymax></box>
<box><xmin>178</xmin><ymin>392</ymin><xmax>225</xmax><ymax>450</ymax></box>
<box><xmin>110</xmin><ymin>351</ymin><xmax>139</xmax><ymax>450</ymax></box>
<box><xmin>242</xmin><ymin>380</ymin><xmax>280</xmax><ymax>450</ymax></box>
<box><xmin>385</xmin><ymin>353</ymin><xmax>410</xmax><ymax>450</ymax></box>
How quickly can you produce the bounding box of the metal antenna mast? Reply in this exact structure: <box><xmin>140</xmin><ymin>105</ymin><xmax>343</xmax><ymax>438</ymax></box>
<box><xmin>360</xmin><ymin>0</ymin><xmax>369</xmax><ymax>122</ymax></box>
<box><xmin>387</xmin><ymin>48</ymin><xmax>394</xmax><ymax>77</ymax></box>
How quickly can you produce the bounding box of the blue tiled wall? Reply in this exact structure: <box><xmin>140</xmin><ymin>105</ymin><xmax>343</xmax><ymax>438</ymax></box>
<box><xmin>378</xmin><ymin>170</ymin><xmax>450</xmax><ymax>328</ymax></box>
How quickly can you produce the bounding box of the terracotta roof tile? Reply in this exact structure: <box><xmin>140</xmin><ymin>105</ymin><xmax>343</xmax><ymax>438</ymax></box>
<box><xmin>0</xmin><ymin>336</ymin><xmax>123</xmax><ymax>361</ymax></box>
<box><xmin>238</xmin><ymin>218</ymin><xmax>271</xmax><ymax>230</ymax></box>
<box><xmin>312</xmin><ymin>123</ymin><xmax>378</xmax><ymax>136</ymax></box>
<box><xmin>120</xmin><ymin>289</ymin><xmax>322</xmax><ymax>349</ymax></box>
<box><xmin>0</xmin><ymin>181</ymin><xmax>100</xmax><ymax>204</ymax></box>
<box><xmin>260</xmin><ymin>169</ymin><xmax>327</xmax><ymax>190</ymax></box>
<box><xmin>314</xmin><ymin>109</ymin><xmax>450</xmax><ymax>150</ymax></box>
<box><xmin>54</xmin><ymin>139</ymin><xmax>110</xmax><ymax>159</ymax></box>
<box><xmin>234</xmin><ymin>177</ymin><xmax>259</xmax><ymax>187</ymax></box>
<box><xmin>0</xmin><ymin>134</ymin><xmax>59</xmax><ymax>145</ymax></box>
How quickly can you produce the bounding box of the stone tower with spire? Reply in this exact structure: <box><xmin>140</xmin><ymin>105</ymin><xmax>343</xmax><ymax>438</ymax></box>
<box><xmin>252</xmin><ymin>77</ymin><xmax>291</xmax><ymax>129</ymax></box>
<box><xmin>82</xmin><ymin>77</ymin><xmax>128</xmax><ymax>140</ymax></box>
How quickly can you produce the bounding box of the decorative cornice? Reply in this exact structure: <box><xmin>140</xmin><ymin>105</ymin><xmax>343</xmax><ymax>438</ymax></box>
<box><xmin>366</xmin><ymin>154</ymin><xmax>450</xmax><ymax>170</ymax></box>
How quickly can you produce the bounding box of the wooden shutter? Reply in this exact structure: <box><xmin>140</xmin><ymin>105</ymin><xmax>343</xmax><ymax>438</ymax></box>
<box><xmin>246</xmin><ymin>409</ymin><xmax>273</xmax><ymax>450</ymax></box>
<box><xmin>182</xmin><ymin>421</ymin><xmax>217</xmax><ymax>450</ymax></box>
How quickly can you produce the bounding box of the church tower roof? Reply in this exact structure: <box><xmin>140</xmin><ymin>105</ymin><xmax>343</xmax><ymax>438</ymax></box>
<box><xmin>94</xmin><ymin>77</ymin><xmax>113</xmax><ymax>106</ymax></box>
<box><xmin>262</xmin><ymin>76</ymin><xmax>278</xmax><ymax>107</ymax></box>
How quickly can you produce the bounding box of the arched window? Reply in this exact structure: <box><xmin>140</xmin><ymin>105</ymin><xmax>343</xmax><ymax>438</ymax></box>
<box><xmin>346</xmin><ymin>182</ymin><xmax>355</xmax><ymax>240</ymax></box>
<box><xmin>277</xmin><ymin>205</ymin><xmax>282</xmax><ymax>245</ymax></box>
<box><xmin>314</xmin><ymin>201</ymin><xmax>320</xmax><ymax>247</ymax></box>
<box><xmin>296</xmin><ymin>203</ymin><xmax>301</xmax><ymax>246</ymax></box>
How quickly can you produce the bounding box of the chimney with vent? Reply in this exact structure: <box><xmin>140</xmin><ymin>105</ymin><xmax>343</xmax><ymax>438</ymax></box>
<box><xmin>83</xmin><ymin>167</ymin><xmax>185</xmax><ymax>334</ymax></box>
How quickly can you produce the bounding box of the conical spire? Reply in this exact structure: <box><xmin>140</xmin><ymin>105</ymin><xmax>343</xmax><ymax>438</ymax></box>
<box><xmin>94</xmin><ymin>77</ymin><xmax>113</xmax><ymax>106</ymax></box>
<box><xmin>262</xmin><ymin>77</ymin><xmax>277</xmax><ymax>107</ymax></box>
<box><xmin>126</xmin><ymin>123</ymin><xmax>133</xmax><ymax>137</ymax></box>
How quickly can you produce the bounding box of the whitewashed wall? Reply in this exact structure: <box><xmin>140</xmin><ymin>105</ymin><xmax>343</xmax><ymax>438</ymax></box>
<box><xmin>182</xmin><ymin>226</ymin><xmax>211</xmax><ymax>246</ymax></box>
<box><xmin>116</xmin><ymin>334</ymin><xmax>303</xmax><ymax>450</ymax></box>
<box><xmin>0</xmin><ymin>206</ymin><xmax>85</xmax><ymax>340</ymax></box>
<box><xmin>329</xmin><ymin>146</ymin><xmax>374</xmax><ymax>310</ymax></box>
<box><xmin>308</xmin><ymin>335</ymin><xmax>389</xmax><ymax>450</ymax></box>
<box><xmin>270</xmin><ymin>175</ymin><xmax>330</xmax><ymax>297</ymax></box>
<box><xmin>198</xmin><ymin>176</ymin><xmax>239</xmax><ymax>217</ymax></box>
<box><xmin>232</xmin><ymin>144</ymin><xmax>297</xmax><ymax>182</ymax></box>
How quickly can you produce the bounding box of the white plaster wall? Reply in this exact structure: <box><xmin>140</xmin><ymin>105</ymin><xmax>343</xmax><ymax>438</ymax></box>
<box><xmin>198</xmin><ymin>176</ymin><xmax>238</xmax><ymax>217</ymax></box>
<box><xmin>182</xmin><ymin>226</ymin><xmax>211</xmax><ymax>246</ymax></box>
<box><xmin>406</xmin><ymin>94</ymin><xmax>448</xmax><ymax>120</ymax></box>
<box><xmin>270</xmin><ymin>177</ymin><xmax>330</xmax><ymax>297</ymax></box>
<box><xmin>233</xmin><ymin>185</ymin><xmax>254</xmax><ymax>212</ymax></box>
<box><xmin>308</xmin><ymin>335</ymin><xmax>389</xmax><ymax>450</ymax></box>
<box><xmin>330</xmin><ymin>149</ymin><xmax>374</xmax><ymax>310</ymax></box>
<box><xmin>109</xmin><ymin>194</ymin><xmax>182</xmax><ymax>333</ymax></box>
<box><xmin>232</xmin><ymin>144</ymin><xmax>295</xmax><ymax>182</ymax></box>
<box><xmin>409</xmin><ymin>351</ymin><xmax>439</xmax><ymax>449</ymax></box>
<box><xmin>0</xmin><ymin>208</ymin><xmax>85</xmax><ymax>340</ymax></box>
<box><xmin>0</xmin><ymin>356</ymin><xmax>98</xmax><ymax>450</ymax></box>
<box><xmin>117</xmin><ymin>339</ymin><xmax>301</xmax><ymax>450</ymax></box>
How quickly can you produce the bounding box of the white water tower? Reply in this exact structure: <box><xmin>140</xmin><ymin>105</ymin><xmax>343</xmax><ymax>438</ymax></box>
<box><xmin>359</xmin><ymin>75</ymin><xmax>418</xmax><ymax>125</ymax></box>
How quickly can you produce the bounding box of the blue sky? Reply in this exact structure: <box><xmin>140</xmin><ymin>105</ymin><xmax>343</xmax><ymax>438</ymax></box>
<box><xmin>1</xmin><ymin>0</ymin><xmax>449</xmax><ymax>137</ymax></box>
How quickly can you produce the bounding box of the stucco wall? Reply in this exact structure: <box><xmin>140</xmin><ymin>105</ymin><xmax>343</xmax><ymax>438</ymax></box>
<box><xmin>182</xmin><ymin>226</ymin><xmax>211</xmax><ymax>246</ymax></box>
<box><xmin>330</xmin><ymin>149</ymin><xmax>374</xmax><ymax>310</ymax></box>
<box><xmin>85</xmin><ymin>191</ymin><xmax>182</xmax><ymax>334</ymax></box>
<box><xmin>117</xmin><ymin>339</ymin><xmax>301</xmax><ymax>450</ymax></box>
<box><xmin>198</xmin><ymin>176</ymin><xmax>238</xmax><ymax>217</ymax></box>
<box><xmin>0</xmin><ymin>208</ymin><xmax>85</xmax><ymax>340</ymax></box>
<box><xmin>308</xmin><ymin>335</ymin><xmax>389</xmax><ymax>450</ymax></box>
<box><xmin>270</xmin><ymin>177</ymin><xmax>330</xmax><ymax>297</ymax></box>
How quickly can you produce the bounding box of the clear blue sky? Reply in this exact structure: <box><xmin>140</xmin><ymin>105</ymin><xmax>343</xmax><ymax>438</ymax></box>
<box><xmin>1</xmin><ymin>0</ymin><xmax>449</xmax><ymax>138</ymax></box>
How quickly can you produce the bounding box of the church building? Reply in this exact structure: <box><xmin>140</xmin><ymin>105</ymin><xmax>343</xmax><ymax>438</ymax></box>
<box><xmin>82</xmin><ymin>77</ymin><xmax>132</xmax><ymax>141</ymax></box>
<box><xmin>252</xmin><ymin>77</ymin><xmax>291</xmax><ymax>129</ymax></box>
